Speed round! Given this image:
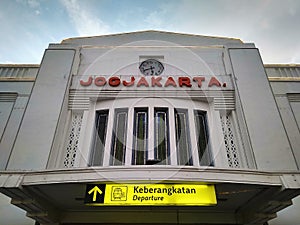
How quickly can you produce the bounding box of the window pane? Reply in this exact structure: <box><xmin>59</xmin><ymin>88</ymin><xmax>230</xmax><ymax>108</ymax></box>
<box><xmin>90</xmin><ymin>110</ymin><xmax>109</xmax><ymax>166</ymax></box>
<box><xmin>194</xmin><ymin>111</ymin><xmax>213</xmax><ymax>166</ymax></box>
<box><xmin>154</xmin><ymin>108</ymin><xmax>169</xmax><ymax>164</ymax></box>
<box><xmin>175</xmin><ymin>109</ymin><xmax>192</xmax><ymax>165</ymax></box>
<box><xmin>132</xmin><ymin>108</ymin><xmax>148</xmax><ymax>165</ymax></box>
<box><xmin>111</xmin><ymin>109</ymin><xmax>128</xmax><ymax>166</ymax></box>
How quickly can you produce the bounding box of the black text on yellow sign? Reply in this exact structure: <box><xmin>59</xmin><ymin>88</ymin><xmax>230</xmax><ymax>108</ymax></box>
<box><xmin>84</xmin><ymin>184</ymin><xmax>217</xmax><ymax>206</ymax></box>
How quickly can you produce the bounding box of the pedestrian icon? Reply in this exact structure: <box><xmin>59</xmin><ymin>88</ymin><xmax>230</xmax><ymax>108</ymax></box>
<box><xmin>111</xmin><ymin>186</ymin><xmax>128</xmax><ymax>201</ymax></box>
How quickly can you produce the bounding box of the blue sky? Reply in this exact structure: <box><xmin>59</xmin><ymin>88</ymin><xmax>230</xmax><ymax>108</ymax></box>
<box><xmin>0</xmin><ymin>0</ymin><xmax>300</xmax><ymax>64</ymax></box>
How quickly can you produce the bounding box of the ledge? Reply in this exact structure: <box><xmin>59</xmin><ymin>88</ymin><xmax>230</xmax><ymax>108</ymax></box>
<box><xmin>1</xmin><ymin>167</ymin><xmax>300</xmax><ymax>187</ymax></box>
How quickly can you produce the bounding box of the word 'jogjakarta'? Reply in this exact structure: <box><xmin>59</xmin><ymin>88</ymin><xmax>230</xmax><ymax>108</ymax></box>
<box><xmin>80</xmin><ymin>76</ymin><xmax>227</xmax><ymax>88</ymax></box>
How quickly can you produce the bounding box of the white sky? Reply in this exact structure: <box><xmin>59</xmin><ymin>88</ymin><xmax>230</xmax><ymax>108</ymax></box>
<box><xmin>0</xmin><ymin>0</ymin><xmax>300</xmax><ymax>64</ymax></box>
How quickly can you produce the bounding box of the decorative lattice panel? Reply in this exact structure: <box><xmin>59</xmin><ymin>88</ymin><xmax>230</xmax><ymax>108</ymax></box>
<box><xmin>63</xmin><ymin>113</ymin><xmax>83</xmax><ymax>168</ymax></box>
<box><xmin>220</xmin><ymin>115</ymin><xmax>240</xmax><ymax>168</ymax></box>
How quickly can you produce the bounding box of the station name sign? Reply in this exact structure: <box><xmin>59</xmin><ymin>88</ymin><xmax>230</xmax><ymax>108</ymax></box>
<box><xmin>79</xmin><ymin>75</ymin><xmax>227</xmax><ymax>88</ymax></box>
<box><xmin>84</xmin><ymin>183</ymin><xmax>217</xmax><ymax>206</ymax></box>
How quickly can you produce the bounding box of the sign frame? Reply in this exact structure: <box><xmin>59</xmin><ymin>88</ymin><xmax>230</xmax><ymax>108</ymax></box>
<box><xmin>84</xmin><ymin>183</ymin><xmax>217</xmax><ymax>206</ymax></box>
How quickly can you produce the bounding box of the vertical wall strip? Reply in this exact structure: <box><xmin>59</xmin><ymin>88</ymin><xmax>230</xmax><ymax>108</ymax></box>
<box><xmin>220</xmin><ymin>114</ymin><xmax>240</xmax><ymax>168</ymax></box>
<box><xmin>63</xmin><ymin>112</ymin><xmax>83</xmax><ymax>168</ymax></box>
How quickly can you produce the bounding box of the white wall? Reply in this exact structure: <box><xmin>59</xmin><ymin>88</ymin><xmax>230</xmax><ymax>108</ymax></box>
<box><xmin>0</xmin><ymin>194</ymin><xmax>35</xmax><ymax>225</ymax></box>
<box><xmin>7</xmin><ymin>49</ymin><xmax>75</xmax><ymax>170</ymax></box>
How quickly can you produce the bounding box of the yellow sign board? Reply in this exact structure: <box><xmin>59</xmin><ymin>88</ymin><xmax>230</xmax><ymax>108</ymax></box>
<box><xmin>85</xmin><ymin>184</ymin><xmax>216</xmax><ymax>206</ymax></box>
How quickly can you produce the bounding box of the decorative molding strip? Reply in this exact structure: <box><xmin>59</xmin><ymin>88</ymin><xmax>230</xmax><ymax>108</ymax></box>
<box><xmin>68</xmin><ymin>89</ymin><xmax>235</xmax><ymax>111</ymax></box>
<box><xmin>0</xmin><ymin>66</ymin><xmax>39</xmax><ymax>78</ymax></box>
<box><xmin>220</xmin><ymin>115</ymin><xmax>240</xmax><ymax>168</ymax></box>
<box><xmin>0</xmin><ymin>93</ymin><xmax>18</xmax><ymax>102</ymax></box>
<box><xmin>0</xmin><ymin>64</ymin><xmax>39</xmax><ymax>67</ymax></box>
<box><xmin>265</xmin><ymin>65</ymin><xmax>300</xmax><ymax>78</ymax></box>
<box><xmin>214</xmin><ymin>95</ymin><xmax>235</xmax><ymax>111</ymax></box>
<box><xmin>268</xmin><ymin>77</ymin><xmax>300</xmax><ymax>82</ymax></box>
<box><xmin>288</xmin><ymin>94</ymin><xmax>300</xmax><ymax>102</ymax></box>
<box><xmin>63</xmin><ymin>113</ymin><xmax>83</xmax><ymax>168</ymax></box>
<box><xmin>0</xmin><ymin>77</ymin><xmax>36</xmax><ymax>82</ymax></box>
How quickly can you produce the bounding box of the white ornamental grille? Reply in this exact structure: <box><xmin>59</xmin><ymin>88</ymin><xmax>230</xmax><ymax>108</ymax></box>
<box><xmin>220</xmin><ymin>115</ymin><xmax>240</xmax><ymax>168</ymax></box>
<box><xmin>63</xmin><ymin>113</ymin><xmax>83</xmax><ymax>168</ymax></box>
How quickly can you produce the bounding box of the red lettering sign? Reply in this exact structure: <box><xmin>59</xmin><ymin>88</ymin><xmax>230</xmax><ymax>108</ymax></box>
<box><xmin>94</xmin><ymin>77</ymin><xmax>106</xmax><ymax>86</ymax></box>
<box><xmin>79</xmin><ymin>75</ymin><xmax>226</xmax><ymax>89</ymax></box>
<box><xmin>137</xmin><ymin>77</ymin><xmax>149</xmax><ymax>87</ymax></box>
<box><xmin>80</xmin><ymin>76</ymin><xmax>93</xmax><ymax>86</ymax></box>
<box><xmin>165</xmin><ymin>77</ymin><xmax>177</xmax><ymax>87</ymax></box>
<box><xmin>208</xmin><ymin>77</ymin><xmax>221</xmax><ymax>87</ymax></box>
<box><xmin>109</xmin><ymin>77</ymin><xmax>121</xmax><ymax>87</ymax></box>
<box><xmin>178</xmin><ymin>77</ymin><xmax>192</xmax><ymax>87</ymax></box>
<box><xmin>123</xmin><ymin>76</ymin><xmax>135</xmax><ymax>86</ymax></box>
<box><xmin>193</xmin><ymin>77</ymin><xmax>205</xmax><ymax>87</ymax></box>
<box><xmin>151</xmin><ymin>77</ymin><xmax>162</xmax><ymax>87</ymax></box>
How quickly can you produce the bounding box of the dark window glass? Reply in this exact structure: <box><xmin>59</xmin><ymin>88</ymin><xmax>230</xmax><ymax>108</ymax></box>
<box><xmin>174</xmin><ymin>109</ymin><xmax>192</xmax><ymax>165</ymax></box>
<box><xmin>132</xmin><ymin>108</ymin><xmax>148</xmax><ymax>165</ymax></box>
<box><xmin>154</xmin><ymin>108</ymin><xmax>169</xmax><ymax>164</ymax></box>
<box><xmin>90</xmin><ymin>110</ymin><xmax>109</xmax><ymax>166</ymax></box>
<box><xmin>110</xmin><ymin>109</ymin><xmax>128</xmax><ymax>166</ymax></box>
<box><xmin>194</xmin><ymin>110</ymin><xmax>213</xmax><ymax>166</ymax></box>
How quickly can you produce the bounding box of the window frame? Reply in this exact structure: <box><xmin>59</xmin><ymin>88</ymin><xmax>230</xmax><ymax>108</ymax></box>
<box><xmin>89</xmin><ymin>98</ymin><xmax>213</xmax><ymax>168</ymax></box>
<box><xmin>110</xmin><ymin>108</ymin><xmax>128</xmax><ymax>166</ymax></box>
<box><xmin>89</xmin><ymin>110</ymin><xmax>109</xmax><ymax>166</ymax></box>
<box><xmin>194</xmin><ymin>110</ymin><xmax>213</xmax><ymax>166</ymax></box>
<box><xmin>132</xmin><ymin>107</ymin><xmax>149</xmax><ymax>165</ymax></box>
<box><xmin>174</xmin><ymin>108</ymin><xmax>193</xmax><ymax>166</ymax></box>
<box><xmin>154</xmin><ymin>107</ymin><xmax>170</xmax><ymax>165</ymax></box>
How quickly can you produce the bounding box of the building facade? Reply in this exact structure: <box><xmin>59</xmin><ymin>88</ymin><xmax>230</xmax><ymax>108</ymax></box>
<box><xmin>0</xmin><ymin>31</ymin><xmax>299</xmax><ymax>225</ymax></box>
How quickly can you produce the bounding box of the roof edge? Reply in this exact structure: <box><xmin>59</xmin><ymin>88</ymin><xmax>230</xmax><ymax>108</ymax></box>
<box><xmin>264</xmin><ymin>64</ymin><xmax>300</xmax><ymax>68</ymax></box>
<box><xmin>0</xmin><ymin>64</ymin><xmax>40</xmax><ymax>67</ymax></box>
<box><xmin>62</xmin><ymin>30</ymin><xmax>243</xmax><ymax>43</ymax></box>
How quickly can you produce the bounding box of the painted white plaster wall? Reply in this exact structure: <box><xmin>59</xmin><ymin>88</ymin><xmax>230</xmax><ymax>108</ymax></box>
<box><xmin>7</xmin><ymin>49</ymin><xmax>75</xmax><ymax>170</ymax></box>
<box><xmin>229</xmin><ymin>48</ymin><xmax>297</xmax><ymax>171</ymax></box>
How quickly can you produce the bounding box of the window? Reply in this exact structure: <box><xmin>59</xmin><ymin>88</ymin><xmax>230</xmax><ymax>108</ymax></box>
<box><xmin>154</xmin><ymin>108</ymin><xmax>169</xmax><ymax>164</ymax></box>
<box><xmin>90</xmin><ymin>110</ymin><xmax>108</xmax><ymax>166</ymax></box>
<box><xmin>110</xmin><ymin>108</ymin><xmax>128</xmax><ymax>166</ymax></box>
<box><xmin>194</xmin><ymin>110</ymin><xmax>212</xmax><ymax>166</ymax></box>
<box><xmin>132</xmin><ymin>108</ymin><xmax>148</xmax><ymax>165</ymax></box>
<box><xmin>90</xmin><ymin>98</ymin><xmax>213</xmax><ymax>167</ymax></box>
<box><xmin>175</xmin><ymin>109</ymin><xmax>192</xmax><ymax>166</ymax></box>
